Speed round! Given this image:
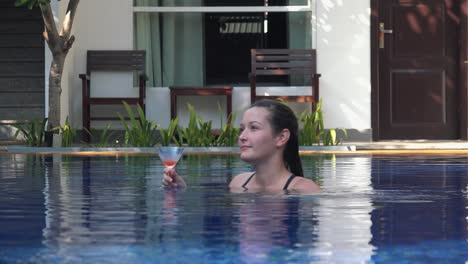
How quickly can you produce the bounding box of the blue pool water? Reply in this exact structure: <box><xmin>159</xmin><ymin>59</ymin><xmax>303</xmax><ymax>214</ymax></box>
<box><xmin>0</xmin><ymin>153</ymin><xmax>467</xmax><ymax>263</ymax></box>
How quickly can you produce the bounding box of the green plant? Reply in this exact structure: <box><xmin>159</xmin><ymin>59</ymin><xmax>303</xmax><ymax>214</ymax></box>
<box><xmin>83</xmin><ymin>124</ymin><xmax>117</xmax><ymax>147</ymax></box>
<box><xmin>297</xmin><ymin>99</ymin><xmax>348</xmax><ymax>146</ymax></box>
<box><xmin>215</xmin><ymin>102</ymin><xmax>240</xmax><ymax>147</ymax></box>
<box><xmin>177</xmin><ymin>103</ymin><xmax>215</xmax><ymax>147</ymax></box>
<box><xmin>322</xmin><ymin>128</ymin><xmax>348</xmax><ymax>146</ymax></box>
<box><xmin>117</xmin><ymin>101</ymin><xmax>158</xmax><ymax>147</ymax></box>
<box><xmin>53</xmin><ymin>116</ymin><xmax>76</xmax><ymax>147</ymax></box>
<box><xmin>158</xmin><ymin>117</ymin><xmax>181</xmax><ymax>146</ymax></box>
<box><xmin>298</xmin><ymin>99</ymin><xmax>324</xmax><ymax>146</ymax></box>
<box><xmin>11</xmin><ymin>118</ymin><xmax>48</xmax><ymax>146</ymax></box>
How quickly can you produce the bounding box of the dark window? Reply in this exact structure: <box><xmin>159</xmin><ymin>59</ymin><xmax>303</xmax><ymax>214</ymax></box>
<box><xmin>204</xmin><ymin>0</ymin><xmax>287</xmax><ymax>85</ymax></box>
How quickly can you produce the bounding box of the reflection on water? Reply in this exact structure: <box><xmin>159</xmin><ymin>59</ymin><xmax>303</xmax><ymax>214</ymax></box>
<box><xmin>369</xmin><ymin>156</ymin><xmax>468</xmax><ymax>263</ymax></box>
<box><xmin>0</xmin><ymin>153</ymin><xmax>467</xmax><ymax>263</ymax></box>
<box><xmin>309</xmin><ymin>155</ymin><xmax>375</xmax><ymax>263</ymax></box>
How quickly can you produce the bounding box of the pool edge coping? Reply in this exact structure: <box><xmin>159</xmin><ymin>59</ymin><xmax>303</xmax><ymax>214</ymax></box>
<box><xmin>3</xmin><ymin>145</ymin><xmax>357</xmax><ymax>154</ymax></box>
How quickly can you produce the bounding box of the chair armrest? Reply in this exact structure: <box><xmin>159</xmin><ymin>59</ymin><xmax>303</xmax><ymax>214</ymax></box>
<box><xmin>139</xmin><ymin>73</ymin><xmax>148</xmax><ymax>81</ymax></box>
<box><xmin>79</xmin><ymin>74</ymin><xmax>90</xmax><ymax>80</ymax></box>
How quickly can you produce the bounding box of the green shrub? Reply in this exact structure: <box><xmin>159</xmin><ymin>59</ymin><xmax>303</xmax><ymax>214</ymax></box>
<box><xmin>297</xmin><ymin>99</ymin><xmax>347</xmax><ymax>146</ymax></box>
<box><xmin>323</xmin><ymin>128</ymin><xmax>348</xmax><ymax>146</ymax></box>
<box><xmin>118</xmin><ymin>101</ymin><xmax>158</xmax><ymax>147</ymax></box>
<box><xmin>177</xmin><ymin>103</ymin><xmax>215</xmax><ymax>147</ymax></box>
<box><xmin>11</xmin><ymin>118</ymin><xmax>48</xmax><ymax>147</ymax></box>
<box><xmin>83</xmin><ymin>124</ymin><xmax>117</xmax><ymax>147</ymax></box>
<box><xmin>158</xmin><ymin>117</ymin><xmax>181</xmax><ymax>146</ymax></box>
<box><xmin>215</xmin><ymin>102</ymin><xmax>239</xmax><ymax>147</ymax></box>
<box><xmin>298</xmin><ymin>100</ymin><xmax>324</xmax><ymax>145</ymax></box>
<box><xmin>54</xmin><ymin>116</ymin><xmax>76</xmax><ymax>147</ymax></box>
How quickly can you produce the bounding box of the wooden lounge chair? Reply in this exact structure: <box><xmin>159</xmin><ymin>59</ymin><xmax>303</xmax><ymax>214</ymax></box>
<box><xmin>79</xmin><ymin>50</ymin><xmax>147</xmax><ymax>142</ymax></box>
<box><xmin>249</xmin><ymin>49</ymin><xmax>321</xmax><ymax>107</ymax></box>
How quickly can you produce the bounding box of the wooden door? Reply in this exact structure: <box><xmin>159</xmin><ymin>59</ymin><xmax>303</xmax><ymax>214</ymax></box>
<box><xmin>376</xmin><ymin>0</ymin><xmax>460</xmax><ymax>139</ymax></box>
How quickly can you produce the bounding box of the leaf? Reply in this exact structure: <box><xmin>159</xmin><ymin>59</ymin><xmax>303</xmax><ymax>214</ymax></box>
<box><xmin>27</xmin><ymin>1</ymin><xmax>35</xmax><ymax>9</ymax></box>
<box><xmin>10</xmin><ymin>118</ymin><xmax>48</xmax><ymax>146</ymax></box>
<box><xmin>118</xmin><ymin>101</ymin><xmax>158</xmax><ymax>147</ymax></box>
<box><xmin>14</xmin><ymin>0</ymin><xmax>30</xmax><ymax>7</ymax></box>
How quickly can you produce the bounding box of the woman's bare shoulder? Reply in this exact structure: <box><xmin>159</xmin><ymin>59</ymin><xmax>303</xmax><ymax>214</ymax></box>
<box><xmin>290</xmin><ymin>177</ymin><xmax>321</xmax><ymax>193</ymax></box>
<box><xmin>229</xmin><ymin>172</ymin><xmax>254</xmax><ymax>188</ymax></box>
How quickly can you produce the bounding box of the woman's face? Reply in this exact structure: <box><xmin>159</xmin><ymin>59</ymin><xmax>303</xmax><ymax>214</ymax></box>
<box><xmin>238</xmin><ymin>107</ymin><xmax>279</xmax><ymax>164</ymax></box>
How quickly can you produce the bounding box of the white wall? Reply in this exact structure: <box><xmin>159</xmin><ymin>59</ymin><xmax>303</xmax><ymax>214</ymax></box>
<box><xmin>61</xmin><ymin>0</ymin><xmax>134</xmax><ymax>128</ymax></box>
<box><xmin>60</xmin><ymin>0</ymin><xmax>372</xmax><ymax>139</ymax></box>
<box><xmin>316</xmin><ymin>0</ymin><xmax>371</xmax><ymax>133</ymax></box>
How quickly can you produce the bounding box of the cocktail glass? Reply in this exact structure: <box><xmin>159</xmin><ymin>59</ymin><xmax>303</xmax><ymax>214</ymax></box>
<box><xmin>158</xmin><ymin>147</ymin><xmax>184</xmax><ymax>169</ymax></box>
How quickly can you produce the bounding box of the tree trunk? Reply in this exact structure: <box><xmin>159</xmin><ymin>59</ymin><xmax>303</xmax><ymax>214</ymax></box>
<box><xmin>39</xmin><ymin>0</ymin><xmax>79</xmax><ymax>131</ymax></box>
<box><xmin>48</xmin><ymin>54</ymin><xmax>66</xmax><ymax>130</ymax></box>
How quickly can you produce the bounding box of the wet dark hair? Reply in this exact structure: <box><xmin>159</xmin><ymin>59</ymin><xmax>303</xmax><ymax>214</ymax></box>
<box><xmin>249</xmin><ymin>99</ymin><xmax>304</xmax><ymax>177</ymax></box>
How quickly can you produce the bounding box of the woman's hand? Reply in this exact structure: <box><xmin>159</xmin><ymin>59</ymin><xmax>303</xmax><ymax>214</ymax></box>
<box><xmin>162</xmin><ymin>167</ymin><xmax>187</xmax><ymax>188</ymax></box>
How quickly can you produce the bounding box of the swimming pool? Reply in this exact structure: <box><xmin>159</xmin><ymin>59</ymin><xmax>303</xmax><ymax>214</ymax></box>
<box><xmin>0</xmin><ymin>153</ymin><xmax>466</xmax><ymax>263</ymax></box>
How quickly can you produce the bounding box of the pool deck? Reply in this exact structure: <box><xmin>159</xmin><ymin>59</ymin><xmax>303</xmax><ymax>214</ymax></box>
<box><xmin>346</xmin><ymin>140</ymin><xmax>468</xmax><ymax>150</ymax></box>
<box><xmin>2</xmin><ymin>140</ymin><xmax>468</xmax><ymax>154</ymax></box>
<box><xmin>345</xmin><ymin>140</ymin><xmax>468</xmax><ymax>154</ymax></box>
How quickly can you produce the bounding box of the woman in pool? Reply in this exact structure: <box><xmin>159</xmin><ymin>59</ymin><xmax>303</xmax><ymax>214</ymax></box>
<box><xmin>162</xmin><ymin>99</ymin><xmax>320</xmax><ymax>193</ymax></box>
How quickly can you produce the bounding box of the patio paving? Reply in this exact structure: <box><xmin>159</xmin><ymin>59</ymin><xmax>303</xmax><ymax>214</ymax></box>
<box><xmin>345</xmin><ymin>140</ymin><xmax>468</xmax><ymax>150</ymax></box>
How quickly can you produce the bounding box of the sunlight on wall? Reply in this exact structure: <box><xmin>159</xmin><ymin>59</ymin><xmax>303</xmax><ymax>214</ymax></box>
<box><xmin>317</xmin><ymin>0</ymin><xmax>371</xmax><ymax>132</ymax></box>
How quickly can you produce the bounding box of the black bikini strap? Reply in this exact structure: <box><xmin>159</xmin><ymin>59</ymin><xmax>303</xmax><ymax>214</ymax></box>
<box><xmin>283</xmin><ymin>174</ymin><xmax>296</xmax><ymax>190</ymax></box>
<box><xmin>241</xmin><ymin>172</ymin><xmax>256</xmax><ymax>189</ymax></box>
